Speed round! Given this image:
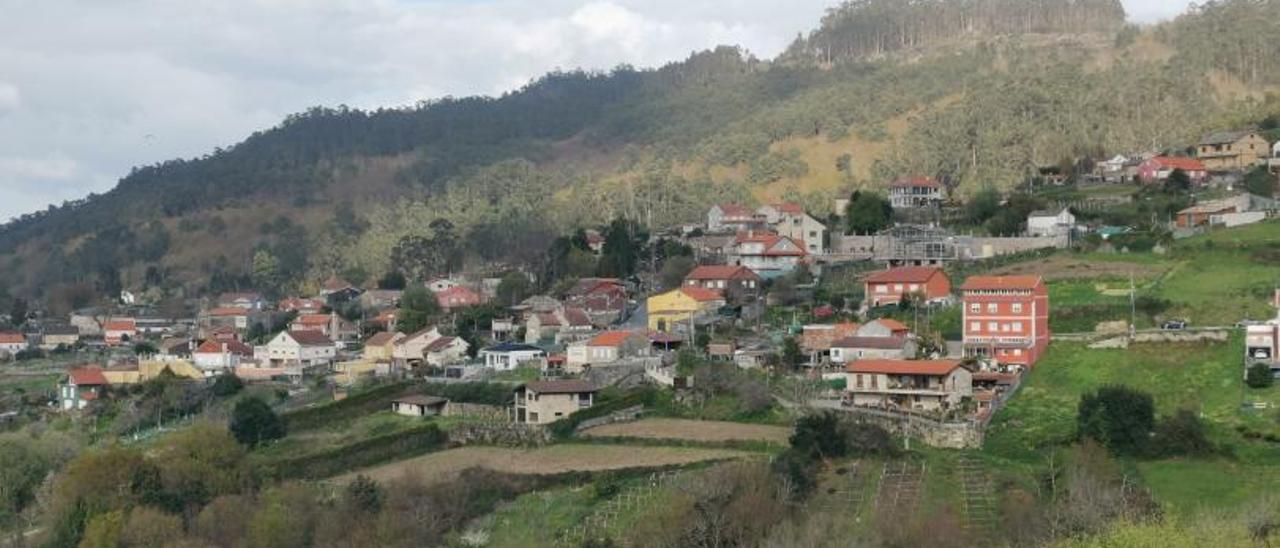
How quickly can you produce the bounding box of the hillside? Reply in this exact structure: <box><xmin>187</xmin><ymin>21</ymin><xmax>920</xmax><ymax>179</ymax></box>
<box><xmin>3</xmin><ymin>0</ymin><xmax>1280</xmax><ymax>304</ymax></box>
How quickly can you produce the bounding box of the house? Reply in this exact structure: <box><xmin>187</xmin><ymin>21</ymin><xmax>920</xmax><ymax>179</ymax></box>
<box><xmin>514</xmin><ymin>295</ymin><xmax>563</xmax><ymax>315</ymax></box>
<box><xmin>564</xmin><ymin>278</ymin><xmax>627</xmax><ymax>326</ymax></box>
<box><xmin>291</xmin><ymin>313</ymin><xmax>359</xmax><ymax>345</ymax></box>
<box><xmin>759</xmin><ymin>203</ymin><xmax>827</xmax><ymax>254</ymax></box>
<box><xmin>192</xmin><ymin>340</ymin><xmax>254</xmax><ymax>375</ymax></box>
<box><xmin>260</xmin><ymin>331</ymin><xmax>337</xmax><ymax>376</ymax></box>
<box><xmin>864</xmin><ymin>266</ymin><xmax>952</xmax><ymax>308</ymax></box>
<box><xmin>60</xmin><ymin>367</ymin><xmax>108</xmax><ymax>410</ymax></box>
<box><xmin>102</xmin><ymin>361</ymin><xmax>204</xmax><ymax>385</ymax></box>
<box><xmin>584</xmin><ymin>229</ymin><xmax>606</xmax><ymax>255</ymax></box>
<box><xmin>888</xmin><ymin>177</ymin><xmax>944</xmax><ymax>209</ymax></box>
<box><xmin>1096</xmin><ymin>155</ymin><xmax>1130</xmax><ymax>182</ymax></box>
<box><xmin>1246</xmin><ymin>323</ymin><xmax>1279</xmax><ymax>377</ymax></box>
<box><xmin>730</xmin><ymin>231</ymin><xmax>807</xmax><ymax>279</ymax></box>
<box><xmin>217</xmin><ymin>292</ymin><xmax>267</xmax><ymax>311</ymax></box>
<box><xmin>0</xmin><ymin>332</ymin><xmax>27</xmax><ymax>357</ymax></box>
<box><xmin>1138</xmin><ymin>156</ymin><xmax>1208</xmax><ymax>184</ymax></box>
<box><xmin>513</xmin><ymin>380</ymin><xmax>596</xmax><ymax>424</ymax></box>
<box><xmin>278</xmin><ymin>297</ymin><xmax>326</xmax><ymax>315</ymax></box>
<box><xmin>392</xmin><ymin>395</ymin><xmax>449</xmax><ymax>417</ymax></box>
<box><xmin>566</xmin><ymin>331</ymin><xmax>650</xmax><ymax>372</ymax></box>
<box><xmin>392</xmin><ymin>327</ymin><xmax>445</xmax><ymax>367</ymax></box>
<box><xmin>1174</xmin><ymin>194</ymin><xmax>1260</xmax><ymax>229</ymax></box>
<box><xmin>359</xmin><ymin>289</ymin><xmax>403</xmax><ymax>311</ymax></box>
<box><xmin>707</xmin><ymin>204</ymin><xmax>765</xmax><ymax>232</ymax></box>
<box><xmin>524</xmin><ymin>307</ymin><xmax>593</xmax><ymax>344</ymax></box>
<box><xmin>370</xmin><ymin>309</ymin><xmax>399</xmax><ymax>332</ymax></box>
<box><xmin>1027</xmin><ymin>208</ymin><xmax>1077</xmax><ymax>238</ymax></box>
<box><xmin>684</xmin><ymin>265</ymin><xmax>762</xmax><ymax>303</ymax></box>
<box><xmin>319</xmin><ymin>276</ymin><xmax>361</xmax><ymax>301</ymax></box>
<box><xmin>363</xmin><ymin>332</ymin><xmax>405</xmax><ymax>362</ymax></box>
<box><xmin>647</xmin><ymin>286</ymin><xmax>726</xmax><ymax>333</ymax></box>
<box><xmin>801</xmin><ymin>323</ymin><xmax>862</xmax><ymax>362</ymax></box>
<box><xmin>423</xmin><ymin>336</ymin><xmax>470</xmax><ymax>366</ymax></box>
<box><xmin>39</xmin><ymin>325</ymin><xmax>80</xmax><ymax>350</ymax></box>
<box><xmin>1271</xmin><ymin>141</ymin><xmax>1280</xmax><ymax>174</ymax></box>
<box><xmin>481</xmin><ymin>342</ymin><xmax>546</xmax><ymax>371</ymax></box>
<box><xmin>830</xmin><ymin>337</ymin><xmax>916</xmax><ymax>364</ymax></box>
<box><xmin>436</xmin><ymin>286</ymin><xmax>483</xmax><ymax>311</ymax></box>
<box><xmin>202</xmin><ymin>307</ymin><xmax>253</xmax><ymax>333</ymax></box>
<box><xmin>857</xmin><ymin>318</ymin><xmax>912</xmax><ymax>339</ymax></box>
<box><xmin>961</xmin><ymin>276</ymin><xmax>1050</xmax><ymax>368</ymax></box>
<box><xmin>104</xmin><ymin>318</ymin><xmax>137</xmax><ymax>346</ymax></box>
<box><xmin>426</xmin><ymin>278</ymin><xmax>462</xmax><ymax>293</ymax></box>
<box><xmin>154</xmin><ymin>337</ymin><xmax>194</xmax><ymax>361</ymax></box>
<box><xmin>844</xmin><ymin>359</ymin><xmax>973</xmax><ymax>412</ymax></box>
<box><xmin>1197</xmin><ymin>130</ymin><xmax>1271</xmax><ymax>171</ymax></box>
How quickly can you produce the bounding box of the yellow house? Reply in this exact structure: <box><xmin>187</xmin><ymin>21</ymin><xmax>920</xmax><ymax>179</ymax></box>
<box><xmin>647</xmin><ymin>286</ymin><xmax>726</xmax><ymax>333</ymax></box>
<box><xmin>102</xmin><ymin>360</ymin><xmax>204</xmax><ymax>385</ymax></box>
<box><xmin>363</xmin><ymin>332</ymin><xmax>405</xmax><ymax>361</ymax></box>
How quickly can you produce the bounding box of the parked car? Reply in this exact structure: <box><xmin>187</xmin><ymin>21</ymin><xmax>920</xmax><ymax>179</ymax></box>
<box><xmin>1162</xmin><ymin>319</ymin><xmax>1188</xmax><ymax>330</ymax></box>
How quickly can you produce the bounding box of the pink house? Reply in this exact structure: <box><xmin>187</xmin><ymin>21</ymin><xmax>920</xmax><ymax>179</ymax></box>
<box><xmin>1138</xmin><ymin>157</ymin><xmax>1208</xmax><ymax>184</ymax></box>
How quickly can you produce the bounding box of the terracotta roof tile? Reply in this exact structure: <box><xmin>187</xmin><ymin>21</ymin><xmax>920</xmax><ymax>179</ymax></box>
<box><xmin>0</xmin><ymin>332</ymin><xmax>25</xmax><ymax>344</ymax></box>
<box><xmin>865</xmin><ymin>266</ymin><xmax>944</xmax><ymax>284</ymax></box>
<box><xmin>846</xmin><ymin>359</ymin><xmax>963</xmax><ymax>376</ymax></box>
<box><xmin>685</xmin><ymin>265</ymin><xmax>760</xmax><ymax>281</ymax></box>
<box><xmin>960</xmin><ymin>276</ymin><xmax>1044</xmax><ymax>291</ymax></box>
<box><xmin>679</xmin><ymin>286</ymin><xmax>725</xmax><ymax>303</ymax></box>
<box><xmin>589</xmin><ymin>331</ymin><xmax>640</xmax><ymax>347</ymax></box>
<box><xmin>889</xmin><ymin>176</ymin><xmax>942</xmax><ymax>189</ymax></box>
<box><xmin>68</xmin><ymin>367</ymin><xmax>108</xmax><ymax>386</ymax></box>
<box><xmin>287</xmin><ymin>330</ymin><xmax>333</xmax><ymax>346</ymax></box>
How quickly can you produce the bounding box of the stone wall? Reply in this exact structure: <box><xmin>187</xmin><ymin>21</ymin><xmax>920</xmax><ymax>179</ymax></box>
<box><xmin>574</xmin><ymin>405</ymin><xmax>646</xmax><ymax>432</ymax></box>
<box><xmin>449</xmin><ymin>422</ymin><xmax>552</xmax><ymax>447</ymax></box>
<box><xmin>445</xmin><ymin>402</ymin><xmax>507</xmax><ymax>421</ymax></box>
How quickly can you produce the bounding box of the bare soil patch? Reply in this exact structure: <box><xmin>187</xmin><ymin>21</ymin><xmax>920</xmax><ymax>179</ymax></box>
<box><xmin>985</xmin><ymin>255</ymin><xmax>1165</xmax><ymax>281</ymax></box>
<box><xmin>581</xmin><ymin>418</ymin><xmax>792</xmax><ymax>444</ymax></box>
<box><xmin>333</xmin><ymin>444</ymin><xmax>755</xmax><ymax>484</ymax></box>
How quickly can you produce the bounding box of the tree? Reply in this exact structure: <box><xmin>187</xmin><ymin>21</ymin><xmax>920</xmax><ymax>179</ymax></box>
<box><xmin>1243</xmin><ymin>166</ymin><xmax>1277</xmax><ymax>197</ymax></box>
<box><xmin>251</xmin><ymin>249</ymin><xmax>282</xmax><ymax>292</ymax></box>
<box><xmin>1247</xmin><ymin>363</ymin><xmax>1275</xmax><ymax>389</ymax></box>
<box><xmin>658</xmin><ymin>256</ymin><xmax>696</xmax><ymax>290</ymax></box>
<box><xmin>397</xmin><ymin>286</ymin><xmax>441</xmax><ymax>334</ymax></box>
<box><xmin>212</xmin><ymin>374</ymin><xmax>245</xmax><ymax>397</ymax></box>
<box><xmin>789</xmin><ymin>412</ymin><xmax>846</xmax><ymax>460</ymax></box>
<box><xmin>966</xmin><ymin>186</ymin><xmax>1002</xmax><ymax>225</ymax></box>
<box><xmin>844</xmin><ymin>191</ymin><xmax>893</xmax><ymax>235</ymax></box>
<box><xmin>8</xmin><ymin>298</ymin><xmax>27</xmax><ymax>328</ymax></box>
<box><xmin>1076</xmin><ymin>385</ymin><xmax>1154</xmax><ymax>455</ymax></box>
<box><xmin>344</xmin><ymin>475</ymin><xmax>383</xmax><ymax>514</ymax></box>
<box><xmin>597</xmin><ymin>218</ymin><xmax>647</xmax><ymax>278</ymax></box>
<box><xmin>781</xmin><ymin>337</ymin><xmax>804</xmax><ymax>371</ymax></box>
<box><xmin>1164</xmin><ymin>168</ymin><xmax>1192</xmax><ymax>194</ymax></box>
<box><xmin>1151</xmin><ymin>409</ymin><xmax>1212</xmax><ymax>457</ymax></box>
<box><xmin>495</xmin><ymin>272</ymin><xmax>533</xmax><ymax>307</ymax></box>
<box><xmin>377</xmin><ymin>271</ymin><xmax>407</xmax><ymax>290</ymax></box>
<box><xmin>229</xmin><ymin>397</ymin><xmax>285</xmax><ymax>447</ymax></box>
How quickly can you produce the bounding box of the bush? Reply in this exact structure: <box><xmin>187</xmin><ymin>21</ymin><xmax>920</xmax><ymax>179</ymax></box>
<box><xmin>212</xmin><ymin>374</ymin><xmax>244</xmax><ymax>397</ymax></box>
<box><xmin>1151</xmin><ymin>409</ymin><xmax>1213</xmax><ymax>457</ymax></box>
<box><xmin>790</xmin><ymin>412</ymin><xmax>846</xmax><ymax>460</ymax></box>
<box><xmin>264</xmin><ymin>423</ymin><xmax>447</xmax><ymax>480</ymax></box>
<box><xmin>230</xmin><ymin>397</ymin><xmax>286</xmax><ymax>448</ymax></box>
<box><xmin>282</xmin><ymin>381</ymin><xmax>414</xmax><ymax>431</ymax></box>
<box><xmin>1077</xmin><ymin>385</ymin><xmax>1155</xmax><ymax>455</ymax></box>
<box><xmin>1247</xmin><ymin>363</ymin><xmax>1275</xmax><ymax>389</ymax></box>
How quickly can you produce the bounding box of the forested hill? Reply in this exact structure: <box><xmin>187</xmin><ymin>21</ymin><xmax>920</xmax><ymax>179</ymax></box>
<box><xmin>2</xmin><ymin>0</ymin><xmax>1280</xmax><ymax>305</ymax></box>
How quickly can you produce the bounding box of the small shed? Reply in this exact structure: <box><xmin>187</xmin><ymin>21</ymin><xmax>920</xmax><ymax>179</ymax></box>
<box><xmin>391</xmin><ymin>395</ymin><xmax>449</xmax><ymax>417</ymax></box>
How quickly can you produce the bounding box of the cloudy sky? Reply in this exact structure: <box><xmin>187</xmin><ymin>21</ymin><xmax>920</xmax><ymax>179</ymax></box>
<box><xmin>0</xmin><ymin>0</ymin><xmax>1194</xmax><ymax>221</ymax></box>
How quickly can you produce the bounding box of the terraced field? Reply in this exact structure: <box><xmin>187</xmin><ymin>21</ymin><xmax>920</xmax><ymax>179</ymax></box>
<box><xmin>580</xmin><ymin>418</ymin><xmax>792</xmax><ymax>444</ymax></box>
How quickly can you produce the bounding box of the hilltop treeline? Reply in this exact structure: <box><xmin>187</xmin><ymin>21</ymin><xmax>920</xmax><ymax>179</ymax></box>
<box><xmin>784</xmin><ymin>0</ymin><xmax>1126</xmax><ymax>63</ymax></box>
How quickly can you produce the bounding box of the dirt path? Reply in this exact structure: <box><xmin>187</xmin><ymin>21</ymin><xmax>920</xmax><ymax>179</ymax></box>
<box><xmin>580</xmin><ymin>418</ymin><xmax>792</xmax><ymax>444</ymax></box>
<box><xmin>331</xmin><ymin>444</ymin><xmax>758</xmax><ymax>485</ymax></box>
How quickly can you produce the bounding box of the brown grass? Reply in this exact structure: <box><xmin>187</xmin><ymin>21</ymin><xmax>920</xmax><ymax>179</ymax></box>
<box><xmin>332</xmin><ymin>444</ymin><xmax>757</xmax><ymax>485</ymax></box>
<box><xmin>580</xmin><ymin>418</ymin><xmax>791</xmax><ymax>445</ymax></box>
<box><xmin>985</xmin><ymin>255</ymin><xmax>1166</xmax><ymax>281</ymax></box>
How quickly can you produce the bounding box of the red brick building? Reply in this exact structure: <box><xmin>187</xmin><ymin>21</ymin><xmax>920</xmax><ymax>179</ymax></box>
<box><xmin>864</xmin><ymin>266</ymin><xmax>952</xmax><ymax>308</ymax></box>
<box><xmin>961</xmin><ymin>276</ymin><xmax>1049</xmax><ymax>368</ymax></box>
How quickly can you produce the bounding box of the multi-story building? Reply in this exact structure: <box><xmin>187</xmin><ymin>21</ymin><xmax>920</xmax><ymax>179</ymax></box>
<box><xmin>730</xmin><ymin>231</ymin><xmax>807</xmax><ymax>279</ymax></box>
<box><xmin>759</xmin><ymin>203</ymin><xmax>827</xmax><ymax>254</ymax></box>
<box><xmin>961</xmin><ymin>276</ymin><xmax>1050</xmax><ymax>368</ymax></box>
<box><xmin>844</xmin><ymin>359</ymin><xmax>973</xmax><ymax>412</ymax></box>
<box><xmin>683</xmin><ymin>265</ymin><xmax>762</xmax><ymax>303</ymax></box>
<box><xmin>888</xmin><ymin>177</ymin><xmax>944</xmax><ymax>209</ymax></box>
<box><xmin>864</xmin><ymin>266</ymin><xmax>952</xmax><ymax>308</ymax></box>
<box><xmin>260</xmin><ymin>330</ymin><xmax>336</xmax><ymax>377</ymax></box>
<box><xmin>1197</xmin><ymin>130</ymin><xmax>1272</xmax><ymax>171</ymax></box>
<box><xmin>513</xmin><ymin>380</ymin><xmax>596</xmax><ymax>425</ymax></box>
<box><xmin>707</xmin><ymin>204</ymin><xmax>765</xmax><ymax>233</ymax></box>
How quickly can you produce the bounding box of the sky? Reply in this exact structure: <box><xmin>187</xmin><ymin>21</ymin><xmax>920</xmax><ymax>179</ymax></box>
<box><xmin>0</xmin><ymin>0</ymin><xmax>1195</xmax><ymax>221</ymax></box>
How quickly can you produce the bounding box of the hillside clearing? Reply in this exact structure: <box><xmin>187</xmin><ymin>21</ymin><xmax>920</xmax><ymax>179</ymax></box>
<box><xmin>332</xmin><ymin>444</ymin><xmax>759</xmax><ymax>485</ymax></box>
<box><xmin>579</xmin><ymin>418</ymin><xmax>792</xmax><ymax>444</ymax></box>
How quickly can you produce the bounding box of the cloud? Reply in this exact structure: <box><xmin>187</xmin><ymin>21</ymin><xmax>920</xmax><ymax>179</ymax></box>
<box><xmin>0</xmin><ymin>0</ymin><xmax>1196</xmax><ymax>221</ymax></box>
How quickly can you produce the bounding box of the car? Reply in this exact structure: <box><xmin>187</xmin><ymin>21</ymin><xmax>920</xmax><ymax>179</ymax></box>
<box><xmin>1162</xmin><ymin>319</ymin><xmax>1188</xmax><ymax>330</ymax></box>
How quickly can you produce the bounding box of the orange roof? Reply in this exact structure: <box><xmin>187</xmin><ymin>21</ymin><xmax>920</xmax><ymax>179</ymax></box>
<box><xmin>589</xmin><ymin>331</ymin><xmax>640</xmax><ymax>347</ymax></box>
<box><xmin>716</xmin><ymin>203</ymin><xmax>756</xmax><ymax>218</ymax></box>
<box><xmin>195</xmin><ymin>339</ymin><xmax>253</xmax><ymax>356</ymax></box>
<box><xmin>771</xmin><ymin>202</ymin><xmax>805</xmax><ymax>215</ymax></box>
<box><xmin>685</xmin><ymin>265</ymin><xmax>760</xmax><ymax>281</ymax></box>
<box><xmin>366</xmin><ymin>332</ymin><xmax>399</xmax><ymax>346</ymax></box>
<box><xmin>208</xmin><ymin>307</ymin><xmax>250</xmax><ymax>317</ymax></box>
<box><xmin>961</xmin><ymin>276</ymin><xmax>1043</xmax><ymax>291</ymax></box>
<box><xmin>104</xmin><ymin>319</ymin><xmax>135</xmax><ymax>331</ymax></box>
<box><xmin>0</xmin><ymin>332</ymin><xmax>24</xmax><ymax>344</ymax></box>
<box><xmin>889</xmin><ymin>176</ymin><xmax>942</xmax><ymax>189</ymax></box>
<box><xmin>680</xmin><ymin>286</ymin><xmax>724</xmax><ymax>303</ymax></box>
<box><xmin>846</xmin><ymin>359</ymin><xmax>963</xmax><ymax>376</ymax></box>
<box><xmin>68</xmin><ymin>367</ymin><xmax>108</xmax><ymax>386</ymax></box>
<box><xmin>871</xmin><ymin>318</ymin><xmax>909</xmax><ymax>332</ymax></box>
<box><xmin>296</xmin><ymin>314</ymin><xmax>331</xmax><ymax>325</ymax></box>
<box><xmin>1150</xmin><ymin>156</ymin><xmax>1206</xmax><ymax>171</ymax></box>
<box><xmin>866</xmin><ymin>266</ymin><xmax>943</xmax><ymax>284</ymax></box>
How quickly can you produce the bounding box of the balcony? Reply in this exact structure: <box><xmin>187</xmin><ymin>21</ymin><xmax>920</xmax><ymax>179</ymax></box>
<box><xmin>964</xmin><ymin>336</ymin><xmax>1032</xmax><ymax>346</ymax></box>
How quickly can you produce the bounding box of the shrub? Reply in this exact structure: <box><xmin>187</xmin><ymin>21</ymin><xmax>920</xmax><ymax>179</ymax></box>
<box><xmin>264</xmin><ymin>423</ymin><xmax>446</xmax><ymax>480</ymax></box>
<box><xmin>230</xmin><ymin>397</ymin><xmax>286</xmax><ymax>448</ymax></box>
<box><xmin>1247</xmin><ymin>363</ymin><xmax>1275</xmax><ymax>389</ymax></box>
<box><xmin>1077</xmin><ymin>385</ymin><xmax>1155</xmax><ymax>455</ymax></box>
<box><xmin>1151</xmin><ymin>409</ymin><xmax>1213</xmax><ymax>457</ymax></box>
<box><xmin>790</xmin><ymin>412</ymin><xmax>846</xmax><ymax>460</ymax></box>
<box><xmin>211</xmin><ymin>374</ymin><xmax>244</xmax><ymax>397</ymax></box>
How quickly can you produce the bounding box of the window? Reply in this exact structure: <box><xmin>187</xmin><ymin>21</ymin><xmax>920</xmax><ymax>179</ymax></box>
<box><xmin>871</xmin><ymin>375</ymin><xmax>878</xmax><ymax>388</ymax></box>
<box><xmin>987</xmin><ymin>303</ymin><xmax>998</xmax><ymax>313</ymax></box>
<box><xmin>1012</xmin><ymin>322</ymin><xmax>1023</xmax><ymax>333</ymax></box>
<box><xmin>856</xmin><ymin>374</ymin><xmax>863</xmax><ymax>388</ymax></box>
<box><xmin>988</xmin><ymin>322</ymin><xmax>998</xmax><ymax>332</ymax></box>
<box><xmin>876</xmin><ymin>285</ymin><xmax>888</xmax><ymax>294</ymax></box>
<box><xmin>894</xmin><ymin>284</ymin><xmax>903</xmax><ymax>292</ymax></box>
<box><xmin>1012</xmin><ymin>303</ymin><xmax>1023</xmax><ymax>313</ymax></box>
<box><xmin>1013</xmin><ymin>349</ymin><xmax>1023</xmax><ymax>356</ymax></box>
<box><xmin>970</xmin><ymin>322</ymin><xmax>980</xmax><ymax>332</ymax></box>
<box><xmin>909</xmin><ymin>284</ymin><xmax>919</xmax><ymax>292</ymax></box>
<box><xmin>969</xmin><ymin>303</ymin><xmax>980</xmax><ymax>313</ymax></box>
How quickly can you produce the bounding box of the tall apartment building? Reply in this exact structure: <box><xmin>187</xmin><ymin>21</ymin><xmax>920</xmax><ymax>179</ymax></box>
<box><xmin>961</xmin><ymin>276</ymin><xmax>1049</xmax><ymax>368</ymax></box>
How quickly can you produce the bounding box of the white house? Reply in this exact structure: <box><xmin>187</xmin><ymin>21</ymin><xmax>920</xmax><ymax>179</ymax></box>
<box><xmin>60</xmin><ymin>367</ymin><xmax>108</xmax><ymax>410</ymax></box>
<box><xmin>730</xmin><ymin>232</ymin><xmax>807</xmax><ymax>279</ymax></box>
<box><xmin>481</xmin><ymin>342</ymin><xmax>546</xmax><ymax>371</ymax></box>
<box><xmin>260</xmin><ymin>331</ymin><xmax>336</xmax><ymax>377</ymax></box>
<box><xmin>1026</xmin><ymin>208</ymin><xmax>1076</xmax><ymax>237</ymax></box>
<box><xmin>707</xmin><ymin>204</ymin><xmax>763</xmax><ymax>232</ymax></box>
<box><xmin>391</xmin><ymin>395</ymin><xmax>449</xmax><ymax>417</ymax></box>
<box><xmin>0</xmin><ymin>332</ymin><xmax>27</xmax><ymax>357</ymax></box>
<box><xmin>566</xmin><ymin>331</ymin><xmax>650</xmax><ymax>372</ymax></box>
<box><xmin>829</xmin><ymin>337</ymin><xmax>916</xmax><ymax>364</ymax></box>
<box><xmin>192</xmin><ymin>340</ymin><xmax>254</xmax><ymax>375</ymax></box>
<box><xmin>759</xmin><ymin>203</ymin><xmax>826</xmax><ymax>255</ymax></box>
<box><xmin>1270</xmin><ymin>141</ymin><xmax>1280</xmax><ymax>173</ymax></box>
<box><xmin>844</xmin><ymin>359</ymin><xmax>973</xmax><ymax>412</ymax></box>
<box><xmin>423</xmin><ymin>336</ymin><xmax>471</xmax><ymax>366</ymax></box>
<box><xmin>392</xmin><ymin>327</ymin><xmax>445</xmax><ymax>365</ymax></box>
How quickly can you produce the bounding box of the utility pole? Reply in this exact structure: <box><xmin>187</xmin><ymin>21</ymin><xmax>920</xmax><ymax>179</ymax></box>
<box><xmin>1129</xmin><ymin>271</ymin><xmax>1136</xmax><ymax>337</ymax></box>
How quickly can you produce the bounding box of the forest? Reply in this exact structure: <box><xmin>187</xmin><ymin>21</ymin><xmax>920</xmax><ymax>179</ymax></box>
<box><xmin>1</xmin><ymin>0</ymin><xmax>1279</xmax><ymax>301</ymax></box>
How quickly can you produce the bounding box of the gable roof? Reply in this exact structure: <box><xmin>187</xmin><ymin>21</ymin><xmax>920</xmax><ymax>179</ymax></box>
<box><xmin>424</xmin><ymin>336</ymin><xmax>460</xmax><ymax>352</ymax></box>
<box><xmin>0</xmin><ymin>332</ymin><xmax>25</xmax><ymax>344</ymax></box>
<box><xmin>68</xmin><ymin>367</ymin><xmax>108</xmax><ymax>386</ymax></box>
<box><xmin>889</xmin><ymin>176</ymin><xmax>942</xmax><ymax>189</ymax></box>
<box><xmin>1148</xmin><ymin>156</ymin><xmax>1206</xmax><ymax>172</ymax></box>
<box><xmin>1200</xmin><ymin>130</ymin><xmax>1256</xmax><ymax>146</ymax></box>
<box><xmin>768</xmin><ymin>202</ymin><xmax>805</xmax><ymax>215</ymax></box>
<box><xmin>679</xmin><ymin>286</ymin><xmax>725</xmax><ymax>303</ymax></box>
<box><xmin>868</xmin><ymin>318</ymin><xmax>910</xmax><ymax>332</ymax></box>
<box><xmin>104</xmin><ymin>319</ymin><xmax>136</xmax><ymax>331</ymax></box>
<box><xmin>562</xmin><ymin>307</ymin><xmax>593</xmax><ymax>327</ymax></box>
<box><xmin>589</xmin><ymin>331</ymin><xmax>641</xmax><ymax>347</ymax></box>
<box><xmin>715</xmin><ymin>203</ymin><xmax>756</xmax><ymax>218</ymax></box>
<box><xmin>846</xmin><ymin>359</ymin><xmax>963</xmax><ymax>376</ymax></box>
<box><xmin>296</xmin><ymin>314</ymin><xmax>332</xmax><ymax>326</ymax></box>
<box><xmin>394</xmin><ymin>395</ymin><xmax>448</xmax><ymax>406</ymax></box>
<box><xmin>321</xmin><ymin>276</ymin><xmax>355</xmax><ymax>292</ymax></box>
<box><xmin>485</xmin><ymin>341</ymin><xmax>544</xmax><ymax>353</ymax></box>
<box><xmin>366</xmin><ymin>332</ymin><xmax>400</xmax><ymax>347</ymax></box>
<box><xmin>961</xmin><ymin>276</ymin><xmax>1044</xmax><ymax>292</ymax></box>
<box><xmin>685</xmin><ymin>265</ymin><xmax>760</xmax><ymax>282</ymax></box>
<box><xmin>865</xmin><ymin>266</ymin><xmax>942</xmax><ymax>284</ymax></box>
<box><xmin>523</xmin><ymin>379</ymin><xmax>596</xmax><ymax>394</ymax></box>
<box><xmin>285</xmin><ymin>330</ymin><xmax>333</xmax><ymax>346</ymax></box>
<box><xmin>195</xmin><ymin>339</ymin><xmax>253</xmax><ymax>356</ymax></box>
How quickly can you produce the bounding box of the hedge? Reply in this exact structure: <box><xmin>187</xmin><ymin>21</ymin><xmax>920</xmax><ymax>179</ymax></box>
<box><xmin>282</xmin><ymin>381</ymin><xmax>417</xmax><ymax>431</ymax></box>
<box><xmin>263</xmin><ymin>422</ymin><xmax>448</xmax><ymax>480</ymax></box>
<box><xmin>548</xmin><ymin>388</ymin><xmax>658</xmax><ymax>439</ymax></box>
<box><xmin>421</xmin><ymin>382</ymin><xmax>513</xmax><ymax>406</ymax></box>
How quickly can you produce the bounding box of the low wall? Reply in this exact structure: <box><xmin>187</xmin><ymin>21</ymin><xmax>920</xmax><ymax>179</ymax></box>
<box><xmin>574</xmin><ymin>405</ymin><xmax>646</xmax><ymax>432</ymax></box>
<box><xmin>445</xmin><ymin>402</ymin><xmax>506</xmax><ymax>421</ymax></box>
<box><xmin>450</xmin><ymin>422</ymin><xmax>552</xmax><ymax>447</ymax></box>
<box><xmin>810</xmin><ymin>402</ymin><xmax>983</xmax><ymax>449</ymax></box>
